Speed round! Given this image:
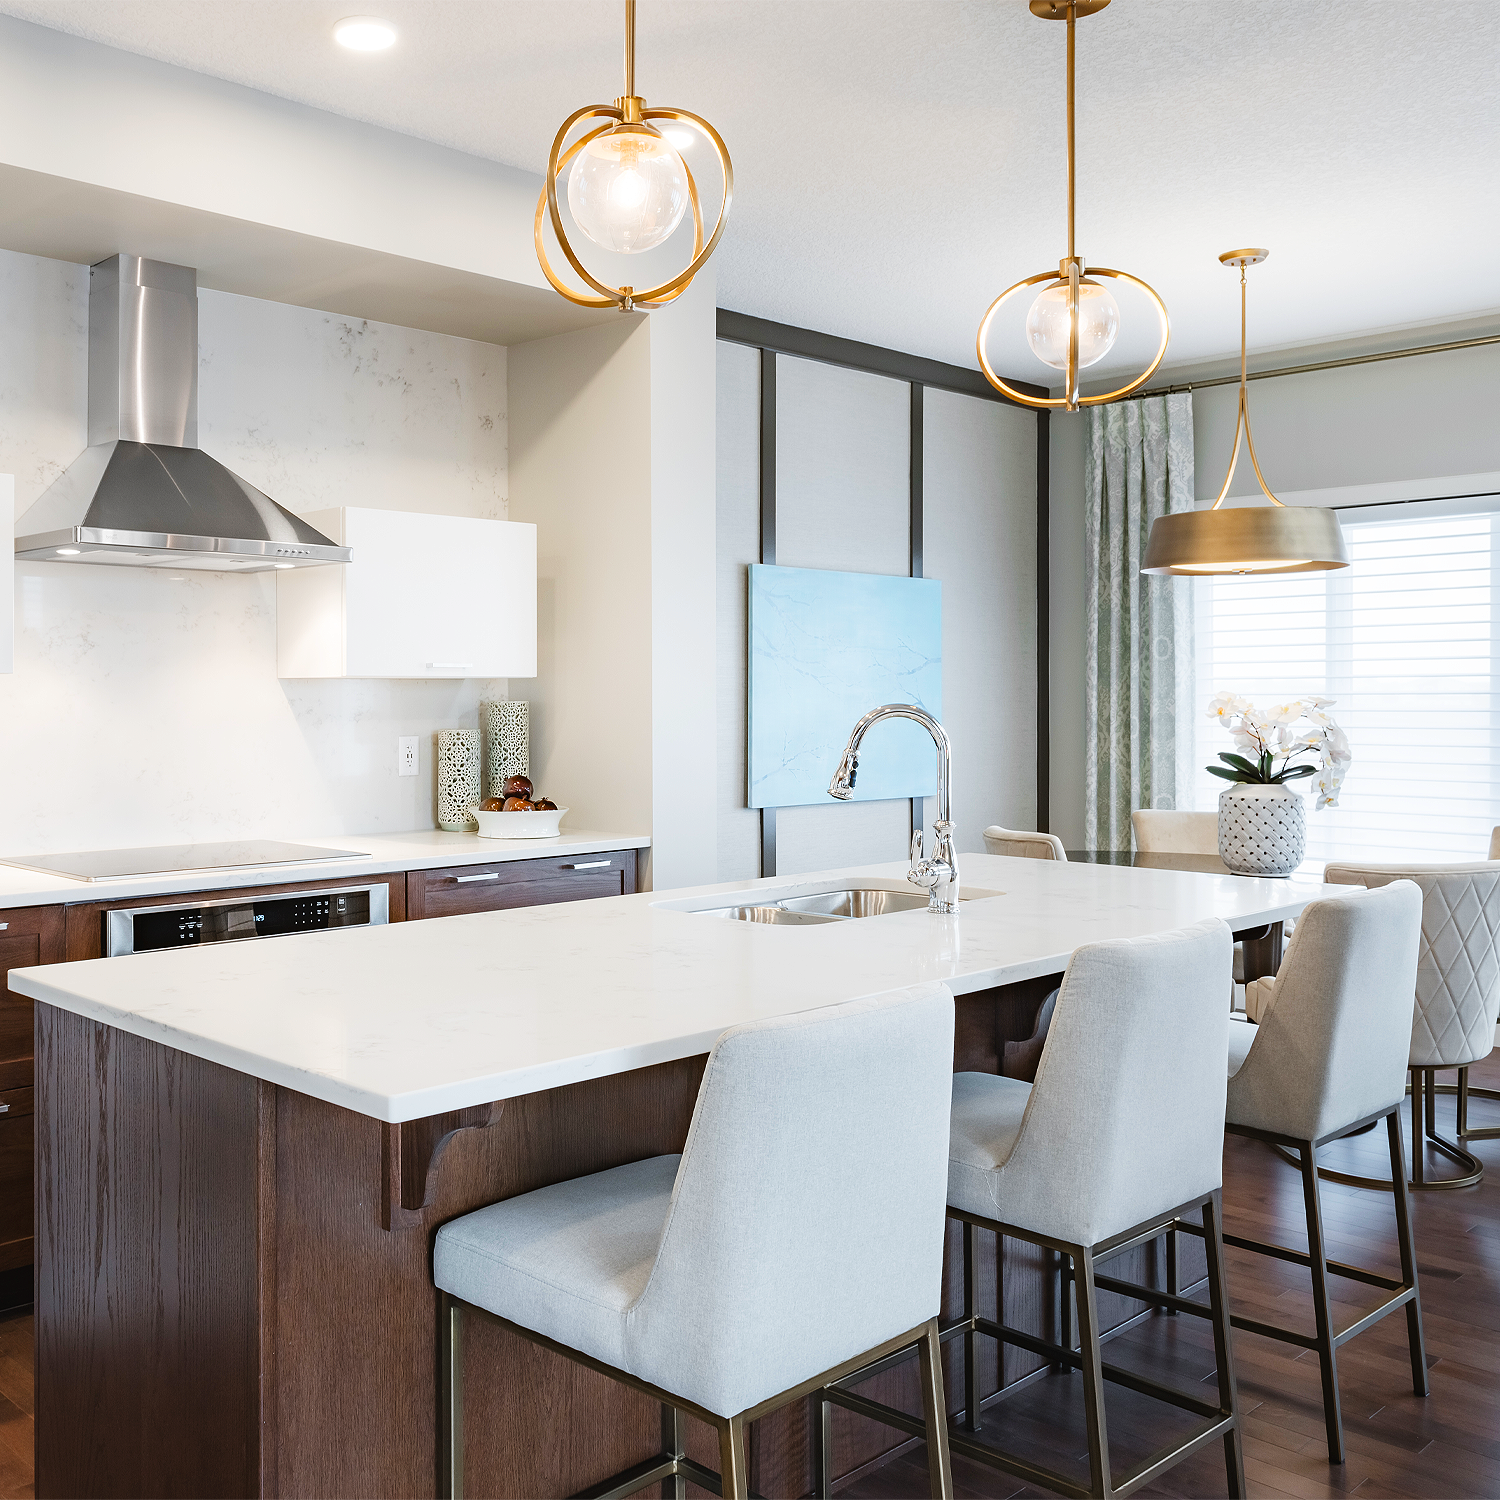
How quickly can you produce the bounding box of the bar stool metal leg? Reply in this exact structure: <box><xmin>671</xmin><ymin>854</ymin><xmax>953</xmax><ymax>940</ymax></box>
<box><xmin>1069</xmin><ymin>1247</ymin><xmax>1112</xmax><ymax>1498</ymax></box>
<box><xmin>961</xmin><ymin>1221</ymin><xmax>979</xmax><ymax>1430</ymax></box>
<box><xmin>1387</xmin><ymin>1109</ymin><xmax>1430</xmax><ymax>1397</ymax></box>
<box><xmin>717</xmin><ymin>1415</ymin><xmax>749</xmax><ymax>1500</ymax></box>
<box><xmin>917</xmin><ymin>1318</ymin><xmax>956</xmax><ymax>1500</ymax></box>
<box><xmin>1297</xmin><ymin>1142</ymin><xmax>1345</xmax><ymax>1464</ymax></box>
<box><xmin>660</xmin><ymin>1406</ymin><xmax>686</xmax><ymax>1500</ymax></box>
<box><xmin>1202</xmin><ymin>1191</ymin><xmax>1246</xmax><ymax>1499</ymax></box>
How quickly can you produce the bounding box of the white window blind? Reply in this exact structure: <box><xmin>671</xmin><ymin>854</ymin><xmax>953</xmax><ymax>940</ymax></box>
<box><xmin>1193</xmin><ymin>498</ymin><xmax>1500</xmax><ymax>863</ymax></box>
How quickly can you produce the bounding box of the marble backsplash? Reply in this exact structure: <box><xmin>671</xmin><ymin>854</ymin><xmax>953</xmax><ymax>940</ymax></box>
<box><xmin>0</xmin><ymin>248</ymin><xmax>512</xmax><ymax>852</ymax></box>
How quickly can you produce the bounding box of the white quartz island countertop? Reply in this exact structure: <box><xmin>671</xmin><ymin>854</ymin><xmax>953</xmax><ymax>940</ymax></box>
<box><xmin>10</xmin><ymin>853</ymin><xmax>1322</xmax><ymax>1124</ymax></box>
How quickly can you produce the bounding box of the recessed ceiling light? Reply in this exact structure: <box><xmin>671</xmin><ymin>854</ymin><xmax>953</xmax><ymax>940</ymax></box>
<box><xmin>334</xmin><ymin>16</ymin><xmax>397</xmax><ymax>51</ymax></box>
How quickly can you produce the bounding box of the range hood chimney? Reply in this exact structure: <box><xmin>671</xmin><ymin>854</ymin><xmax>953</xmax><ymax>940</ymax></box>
<box><xmin>14</xmin><ymin>255</ymin><xmax>350</xmax><ymax>571</ymax></box>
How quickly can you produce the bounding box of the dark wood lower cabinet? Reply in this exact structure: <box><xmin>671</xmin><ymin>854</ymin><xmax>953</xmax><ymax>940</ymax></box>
<box><xmin>34</xmin><ymin>975</ymin><xmax>1180</xmax><ymax>1500</ymax></box>
<box><xmin>0</xmin><ymin>903</ymin><xmax>65</xmax><ymax>1285</ymax></box>
<box><xmin>405</xmin><ymin>848</ymin><xmax>639</xmax><ymax>920</ymax></box>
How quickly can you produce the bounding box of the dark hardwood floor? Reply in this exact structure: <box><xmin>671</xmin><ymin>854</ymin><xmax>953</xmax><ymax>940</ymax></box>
<box><xmin>3</xmin><ymin>1047</ymin><xmax>1497</xmax><ymax>1500</ymax></box>
<box><xmin>846</xmin><ymin>1043</ymin><xmax>1500</xmax><ymax>1500</ymax></box>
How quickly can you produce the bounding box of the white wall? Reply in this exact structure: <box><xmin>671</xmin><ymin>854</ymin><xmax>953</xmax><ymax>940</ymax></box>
<box><xmin>714</xmin><ymin>345</ymin><xmax>1040</xmax><ymax>880</ymax></box>
<box><xmin>0</xmin><ymin>247</ymin><xmax>510</xmax><ymax>852</ymax></box>
<box><xmin>1048</xmin><ymin>338</ymin><xmax>1500</xmax><ymax>848</ymax></box>
<box><xmin>508</xmin><ymin>319</ymin><xmax>654</xmax><ymax>871</ymax></box>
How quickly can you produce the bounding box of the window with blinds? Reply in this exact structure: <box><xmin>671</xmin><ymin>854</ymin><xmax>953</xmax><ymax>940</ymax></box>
<box><xmin>1193</xmin><ymin>498</ymin><xmax>1500</xmax><ymax>863</ymax></box>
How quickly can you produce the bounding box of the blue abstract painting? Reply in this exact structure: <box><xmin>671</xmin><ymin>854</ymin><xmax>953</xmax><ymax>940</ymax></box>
<box><xmin>748</xmin><ymin>564</ymin><xmax>942</xmax><ymax>809</ymax></box>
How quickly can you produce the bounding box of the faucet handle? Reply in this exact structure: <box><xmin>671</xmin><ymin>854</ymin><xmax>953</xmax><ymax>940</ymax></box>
<box><xmin>933</xmin><ymin>819</ymin><xmax>954</xmax><ymax>837</ymax></box>
<box><xmin>910</xmin><ymin>830</ymin><xmax>924</xmax><ymax>865</ymax></box>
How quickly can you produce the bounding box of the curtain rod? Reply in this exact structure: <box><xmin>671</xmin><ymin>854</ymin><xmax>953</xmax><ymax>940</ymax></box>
<box><xmin>1134</xmin><ymin>332</ymin><xmax>1500</xmax><ymax>398</ymax></box>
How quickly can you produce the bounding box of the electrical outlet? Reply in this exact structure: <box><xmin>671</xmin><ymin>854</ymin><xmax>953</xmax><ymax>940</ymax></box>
<box><xmin>398</xmin><ymin>737</ymin><xmax>419</xmax><ymax>777</ymax></box>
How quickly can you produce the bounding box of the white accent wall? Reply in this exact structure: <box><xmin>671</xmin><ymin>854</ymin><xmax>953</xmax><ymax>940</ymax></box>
<box><xmin>0</xmin><ymin>246</ymin><xmax>510</xmax><ymax>853</ymax></box>
<box><xmin>715</xmin><ymin>341</ymin><xmax>1039</xmax><ymax>880</ymax></box>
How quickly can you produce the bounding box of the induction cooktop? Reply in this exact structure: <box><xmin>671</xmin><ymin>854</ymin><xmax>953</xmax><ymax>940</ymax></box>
<box><xmin>0</xmin><ymin>839</ymin><xmax>370</xmax><ymax>883</ymax></box>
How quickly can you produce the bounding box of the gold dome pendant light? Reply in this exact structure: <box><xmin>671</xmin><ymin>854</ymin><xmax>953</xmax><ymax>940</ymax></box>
<box><xmin>976</xmin><ymin>0</ymin><xmax>1170</xmax><ymax>411</ymax></box>
<box><xmin>534</xmin><ymin>0</ymin><xmax>733</xmax><ymax>312</ymax></box>
<box><xmin>1141</xmin><ymin>250</ymin><xmax>1350</xmax><ymax>575</ymax></box>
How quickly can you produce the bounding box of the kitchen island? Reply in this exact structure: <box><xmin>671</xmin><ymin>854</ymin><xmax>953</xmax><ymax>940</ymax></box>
<box><xmin>13</xmin><ymin>853</ymin><xmax>1320</xmax><ymax>1499</ymax></box>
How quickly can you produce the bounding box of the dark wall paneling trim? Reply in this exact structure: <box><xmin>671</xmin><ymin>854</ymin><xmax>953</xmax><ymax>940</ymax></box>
<box><xmin>730</xmin><ymin>314</ymin><xmax>1054</xmax><ymax>861</ymax></box>
<box><xmin>759</xmin><ymin>348</ymin><xmax>777</xmax><ymax>877</ymax></box>
<box><xmin>717</xmin><ymin>310</ymin><xmax>1048</xmax><ymax>408</ymax></box>
<box><xmin>910</xmin><ymin>381</ymin><xmax>925</xmax><ymax>844</ymax></box>
<box><xmin>1035</xmin><ymin>411</ymin><xmax>1051</xmax><ymax>834</ymax></box>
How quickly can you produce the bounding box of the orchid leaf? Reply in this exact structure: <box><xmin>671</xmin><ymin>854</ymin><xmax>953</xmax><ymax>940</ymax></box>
<box><xmin>1206</xmin><ymin>766</ymin><xmax>1245</xmax><ymax>781</ymax></box>
<box><xmin>1218</xmin><ymin>753</ymin><xmax>1259</xmax><ymax>774</ymax></box>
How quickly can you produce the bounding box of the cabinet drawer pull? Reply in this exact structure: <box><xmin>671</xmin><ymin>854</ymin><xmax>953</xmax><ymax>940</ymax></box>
<box><xmin>425</xmin><ymin>662</ymin><xmax>475</xmax><ymax>672</ymax></box>
<box><xmin>455</xmin><ymin>873</ymin><xmax>500</xmax><ymax>884</ymax></box>
<box><xmin>565</xmin><ymin>861</ymin><xmax>612</xmax><ymax>871</ymax></box>
<box><xmin>0</xmin><ymin>1103</ymin><xmax>7</xmax><ymax>1114</ymax></box>
<box><xmin>0</xmin><ymin>922</ymin><xmax>7</xmax><ymax>930</ymax></box>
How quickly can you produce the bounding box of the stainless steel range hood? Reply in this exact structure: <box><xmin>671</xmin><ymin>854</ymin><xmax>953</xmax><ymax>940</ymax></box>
<box><xmin>14</xmin><ymin>255</ymin><xmax>351</xmax><ymax>572</ymax></box>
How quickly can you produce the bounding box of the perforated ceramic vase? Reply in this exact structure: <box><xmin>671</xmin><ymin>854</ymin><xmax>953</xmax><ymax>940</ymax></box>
<box><xmin>437</xmin><ymin>729</ymin><xmax>481</xmax><ymax>832</ymax></box>
<box><xmin>1218</xmin><ymin>783</ymin><xmax>1305</xmax><ymax>877</ymax></box>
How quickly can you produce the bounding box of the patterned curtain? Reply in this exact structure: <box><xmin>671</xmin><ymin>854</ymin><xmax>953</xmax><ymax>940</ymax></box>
<box><xmin>1084</xmin><ymin>393</ymin><xmax>1196</xmax><ymax>851</ymax></box>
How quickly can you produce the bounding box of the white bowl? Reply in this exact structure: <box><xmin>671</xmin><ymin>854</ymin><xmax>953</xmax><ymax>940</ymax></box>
<box><xmin>470</xmin><ymin>805</ymin><xmax>568</xmax><ymax>840</ymax></box>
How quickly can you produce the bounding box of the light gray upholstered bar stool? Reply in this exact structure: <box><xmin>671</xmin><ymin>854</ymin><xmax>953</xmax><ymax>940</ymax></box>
<box><xmin>982</xmin><ymin>826</ymin><xmax>1067</xmax><ymax>860</ymax></box>
<box><xmin>433</xmin><ymin>985</ymin><xmax>957</xmax><ymax>1500</ymax></box>
<box><xmin>1201</xmin><ymin>882</ymin><xmax>1428</xmax><ymax>1465</ymax></box>
<box><xmin>822</xmin><ymin>919</ymin><xmax>1245</xmax><ymax>1500</ymax></box>
<box><xmin>1320</xmin><ymin>861</ymin><xmax>1500</xmax><ymax>1188</ymax></box>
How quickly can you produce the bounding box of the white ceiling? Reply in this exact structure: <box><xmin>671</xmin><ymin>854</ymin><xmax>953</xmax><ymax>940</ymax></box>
<box><xmin>4</xmin><ymin>0</ymin><xmax>1498</xmax><ymax>377</ymax></box>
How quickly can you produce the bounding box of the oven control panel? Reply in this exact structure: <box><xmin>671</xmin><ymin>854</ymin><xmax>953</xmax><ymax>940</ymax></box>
<box><xmin>106</xmin><ymin>884</ymin><xmax>389</xmax><ymax>957</ymax></box>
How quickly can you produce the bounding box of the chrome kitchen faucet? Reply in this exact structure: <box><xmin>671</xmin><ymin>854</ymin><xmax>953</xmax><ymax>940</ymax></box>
<box><xmin>827</xmin><ymin>705</ymin><xmax>958</xmax><ymax>914</ymax></box>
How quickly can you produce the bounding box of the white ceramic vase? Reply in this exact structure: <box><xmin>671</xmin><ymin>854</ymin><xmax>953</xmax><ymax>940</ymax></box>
<box><xmin>1217</xmin><ymin>783</ymin><xmax>1305</xmax><ymax>877</ymax></box>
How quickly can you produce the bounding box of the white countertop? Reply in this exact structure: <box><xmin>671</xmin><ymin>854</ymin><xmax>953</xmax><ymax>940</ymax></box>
<box><xmin>0</xmin><ymin>828</ymin><xmax>651</xmax><ymax>909</ymax></box>
<box><xmin>11</xmin><ymin>853</ymin><xmax>1322</xmax><ymax>1124</ymax></box>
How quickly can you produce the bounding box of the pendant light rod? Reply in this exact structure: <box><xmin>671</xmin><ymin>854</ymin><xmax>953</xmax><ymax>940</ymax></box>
<box><xmin>1210</xmin><ymin>250</ymin><xmax>1284</xmax><ymax>511</ymax></box>
<box><xmin>1065</xmin><ymin>3</ymin><xmax>1076</xmax><ymax>262</ymax></box>
<box><xmin>623</xmin><ymin>0</ymin><xmax>636</xmax><ymax>100</ymax></box>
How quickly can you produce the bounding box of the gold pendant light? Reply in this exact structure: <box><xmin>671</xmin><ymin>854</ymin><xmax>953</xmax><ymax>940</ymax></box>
<box><xmin>535</xmin><ymin>0</ymin><xmax>733</xmax><ymax>312</ymax></box>
<box><xmin>976</xmin><ymin>0</ymin><xmax>1169</xmax><ymax>412</ymax></box>
<box><xmin>1141</xmin><ymin>250</ymin><xmax>1351</xmax><ymax>576</ymax></box>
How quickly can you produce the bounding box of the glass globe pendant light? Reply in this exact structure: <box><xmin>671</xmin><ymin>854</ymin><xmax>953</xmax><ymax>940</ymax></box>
<box><xmin>1142</xmin><ymin>251</ymin><xmax>1350</xmax><ymax>576</ymax></box>
<box><xmin>535</xmin><ymin>0</ymin><xmax>733</xmax><ymax>312</ymax></box>
<box><xmin>976</xmin><ymin>0</ymin><xmax>1170</xmax><ymax>411</ymax></box>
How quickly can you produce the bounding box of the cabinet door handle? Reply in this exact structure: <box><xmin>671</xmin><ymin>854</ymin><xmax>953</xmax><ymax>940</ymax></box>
<box><xmin>455</xmin><ymin>873</ymin><xmax>500</xmax><ymax>884</ymax></box>
<box><xmin>565</xmin><ymin>861</ymin><xmax>612</xmax><ymax>871</ymax></box>
<box><xmin>424</xmin><ymin>662</ymin><xmax>475</xmax><ymax>673</ymax></box>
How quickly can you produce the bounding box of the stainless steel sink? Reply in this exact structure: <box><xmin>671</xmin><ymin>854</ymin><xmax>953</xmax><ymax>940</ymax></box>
<box><xmin>779</xmin><ymin>888</ymin><xmax>931</xmax><ymax>918</ymax></box>
<box><xmin>700</xmin><ymin>904</ymin><xmax>843</xmax><ymax>927</ymax></box>
<box><xmin>698</xmin><ymin>887</ymin><xmax>979</xmax><ymax>925</ymax></box>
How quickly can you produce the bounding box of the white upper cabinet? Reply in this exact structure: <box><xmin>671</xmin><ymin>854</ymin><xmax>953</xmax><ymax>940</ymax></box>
<box><xmin>1</xmin><ymin>476</ymin><xmax>13</xmax><ymax>675</ymax></box>
<box><xmin>277</xmin><ymin>508</ymin><xmax>536</xmax><ymax>679</ymax></box>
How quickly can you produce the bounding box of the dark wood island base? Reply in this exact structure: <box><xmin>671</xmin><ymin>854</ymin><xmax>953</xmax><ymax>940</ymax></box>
<box><xmin>35</xmin><ymin>973</ymin><xmax>1212</xmax><ymax>1499</ymax></box>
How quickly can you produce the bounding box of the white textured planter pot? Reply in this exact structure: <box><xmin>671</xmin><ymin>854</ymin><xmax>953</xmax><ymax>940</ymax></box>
<box><xmin>1218</xmin><ymin>784</ymin><xmax>1305</xmax><ymax>876</ymax></box>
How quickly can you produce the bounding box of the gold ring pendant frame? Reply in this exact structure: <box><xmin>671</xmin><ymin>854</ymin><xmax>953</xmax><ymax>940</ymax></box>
<box><xmin>535</xmin><ymin>104</ymin><xmax>734</xmax><ymax>312</ymax></box>
<box><xmin>976</xmin><ymin>264</ymin><xmax>1170</xmax><ymax>410</ymax></box>
<box><xmin>977</xmin><ymin>0</ymin><xmax>1170</xmax><ymax>411</ymax></box>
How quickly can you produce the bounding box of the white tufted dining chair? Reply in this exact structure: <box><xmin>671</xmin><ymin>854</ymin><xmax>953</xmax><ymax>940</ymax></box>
<box><xmin>982</xmin><ymin>826</ymin><xmax>1066</xmax><ymax>860</ymax></box>
<box><xmin>1320</xmin><ymin>861</ymin><xmax>1500</xmax><ymax>1188</ymax></box>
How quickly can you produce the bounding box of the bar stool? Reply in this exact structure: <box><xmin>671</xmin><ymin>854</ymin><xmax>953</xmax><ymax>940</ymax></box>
<box><xmin>820</xmin><ymin>919</ymin><xmax>1245</xmax><ymax>1500</ymax></box>
<box><xmin>433</xmin><ymin>984</ymin><xmax>957</xmax><ymax>1500</ymax></box>
<box><xmin>1200</xmin><ymin>881</ymin><xmax>1428</xmax><ymax>1465</ymax></box>
<box><xmin>982</xmin><ymin>826</ymin><xmax>1067</xmax><ymax>860</ymax></box>
<box><xmin>1321</xmin><ymin>861</ymin><xmax>1500</xmax><ymax>1188</ymax></box>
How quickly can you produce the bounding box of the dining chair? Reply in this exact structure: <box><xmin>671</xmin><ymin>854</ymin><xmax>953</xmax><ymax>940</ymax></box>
<box><xmin>1130</xmin><ymin>809</ymin><xmax>1220</xmax><ymax>856</ymax></box>
<box><xmin>982</xmin><ymin>826</ymin><xmax>1067</xmax><ymax>860</ymax></box>
<box><xmin>1321</xmin><ymin>860</ymin><xmax>1500</xmax><ymax>1188</ymax></box>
